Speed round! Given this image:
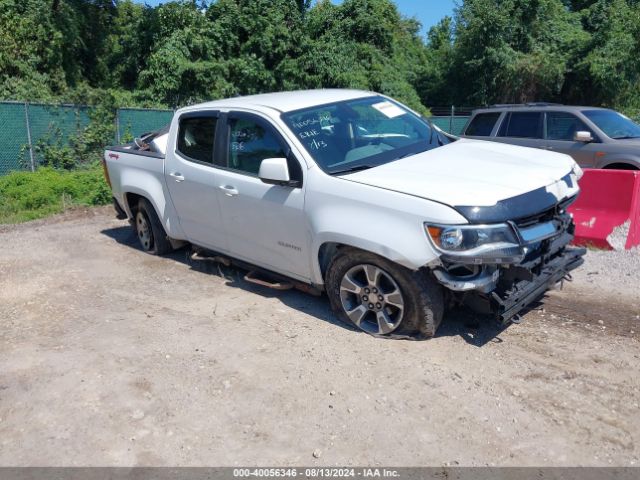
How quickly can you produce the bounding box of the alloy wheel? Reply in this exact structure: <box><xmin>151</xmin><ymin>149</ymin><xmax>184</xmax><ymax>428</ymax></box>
<box><xmin>339</xmin><ymin>264</ymin><xmax>405</xmax><ymax>334</ymax></box>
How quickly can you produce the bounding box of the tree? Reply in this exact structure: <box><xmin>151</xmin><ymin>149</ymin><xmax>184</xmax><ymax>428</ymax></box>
<box><xmin>445</xmin><ymin>0</ymin><xmax>587</xmax><ymax>105</ymax></box>
<box><xmin>0</xmin><ymin>0</ymin><xmax>68</xmax><ymax>99</ymax></box>
<box><xmin>103</xmin><ymin>0</ymin><xmax>155</xmax><ymax>90</ymax></box>
<box><xmin>1</xmin><ymin>0</ymin><xmax>639</xmax><ymax>117</ymax></box>
<box><xmin>567</xmin><ymin>0</ymin><xmax>640</xmax><ymax>109</ymax></box>
<box><xmin>293</xmin><ymin>0</ymin><xmax>429</xmax><ymax>112</ymax></box>
<box><xmin>418</xmin><ymin>16</ymin><xmax>455</xmax><ymax>106</ymax></box>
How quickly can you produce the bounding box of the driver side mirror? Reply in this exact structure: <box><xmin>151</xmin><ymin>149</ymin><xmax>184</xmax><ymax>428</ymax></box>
<box><xmin>259</xmin><ymin>158</ymin><xmax>292</xmax><ymax>186</ymax></box>
<box><xmin>574</xmin><ymin>131</ymin><xmax>594</xmax><ymax>143</ymax></box>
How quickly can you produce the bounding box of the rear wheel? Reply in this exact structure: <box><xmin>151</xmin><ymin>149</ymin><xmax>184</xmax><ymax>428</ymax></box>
<box><xmin>133</xmin><ymin>198</ymin><xmax>172</xmax><ymax>255</ymax></box>
<box><xmin>326</xmin><ymin>248</ymin><xmax>444</xmax><ymax>338</ymax></box>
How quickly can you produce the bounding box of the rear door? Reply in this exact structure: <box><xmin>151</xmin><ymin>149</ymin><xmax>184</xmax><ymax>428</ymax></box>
<box><xmin>493</xmin><ymin>111</ymin><xmax>547</xmax><ymax>149</ymax></box>
<box><xmin>213</xmin><ymin>111</ymin><xmax>310</xmax><ymax>281</ymax></box>
<box><xmin>164</xmin><ymin>111</ymin><xmax>227</xmax><ymax>251</ymax></box>
<box><xmin>544</xmin><ymin>111</ymin><xmax>599</xmax><ymax>168</ymax></box>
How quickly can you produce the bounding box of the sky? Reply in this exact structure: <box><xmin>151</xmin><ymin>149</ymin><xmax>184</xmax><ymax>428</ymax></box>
<box><xmin>393</xmin><ymin>0</ymin><xmax>456</xmax><ymax>33</ymax></box>
<box><xmin>132</xmin><ymin>0</ymin><xmax>457</xmax><ymax>35</ymax></box>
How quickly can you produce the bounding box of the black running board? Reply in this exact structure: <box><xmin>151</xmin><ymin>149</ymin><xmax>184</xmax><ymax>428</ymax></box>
<box><xmin>244</xmin><ymin>270</ymin><xmax>293</xmax><ymax>291</ymax></box>
<box><xmin>190</xmin><ymin>248</ymin><xmax>323</xmax><ymax>296</ymax></box>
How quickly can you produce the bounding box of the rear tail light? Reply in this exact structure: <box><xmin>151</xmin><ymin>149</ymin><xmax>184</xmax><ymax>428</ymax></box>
<box><xmin>102</xmin><ymin>154</ymin><xmax>115</xmax><ymax>189</ymax></box>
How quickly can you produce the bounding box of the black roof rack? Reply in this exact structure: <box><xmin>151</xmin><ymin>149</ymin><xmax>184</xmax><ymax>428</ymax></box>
<box><xmin>525</xmin><ymin>102</ymin><xmax>564</xmax><ymax>107</ymax></box>
<box><xmin>486</xmin><ymin>102</ymin><xmax>564</xmax><ymax>109</ymax></box>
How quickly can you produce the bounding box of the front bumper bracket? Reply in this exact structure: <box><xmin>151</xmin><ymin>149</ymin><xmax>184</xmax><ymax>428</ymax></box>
<box><xmin>491</xmin><ymin>246</ymin><xmax>586</xmax><ymax>324</ymax></box>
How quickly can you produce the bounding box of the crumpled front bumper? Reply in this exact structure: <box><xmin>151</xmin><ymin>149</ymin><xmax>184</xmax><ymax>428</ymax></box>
<box><xmin>433</xmin><ymin>267</ymin><xmax>499</xmax><ymax>294</ymax></box>
<box><xmin>431</xmin><ymin>209</ymin><xmax>587</xmax><ymax>324</ymax></box>
<box><xmin>433</xmin><ymin>244</ymin><xmax>585</xmax><ymax>324</ymax></box>
<box><xmin>491</xmin><ymin>246</ymin><xmax>585</xmax><ymax>324</ymax></box>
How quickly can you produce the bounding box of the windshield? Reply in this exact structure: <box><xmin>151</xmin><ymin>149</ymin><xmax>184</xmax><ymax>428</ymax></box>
<box><xmin>583</xmin><ymin>109</ymin><xmax>640</xmax><ymax>139</ymax></box>
<box><xmin>281</xmin><ymin>96</ymin><xmax>442</xmax><ymax>174</ymax></box>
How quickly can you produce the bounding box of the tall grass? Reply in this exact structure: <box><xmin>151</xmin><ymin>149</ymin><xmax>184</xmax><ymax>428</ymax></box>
<box><xmin>0</xmin><ymin>165</ymin><xmax>111</xmax><ymax>224</ymax></box>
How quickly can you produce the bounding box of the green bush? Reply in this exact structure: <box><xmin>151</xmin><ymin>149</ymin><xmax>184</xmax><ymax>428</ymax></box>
<box><xmin>0</xmin><ymin>165</ymin><xmax>112</xmax><ymax>223</ymax></box>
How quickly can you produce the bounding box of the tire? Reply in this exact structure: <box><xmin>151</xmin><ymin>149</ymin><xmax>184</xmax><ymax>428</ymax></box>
<box><xmin>325</xmin><ymin>247</ymin><xmax>444</xmax><ymax>339</ymax></box>
<box><xmin>132</xmin><ymin>198</ymin><xmax>173</xmax><ymax>255</ymax></box>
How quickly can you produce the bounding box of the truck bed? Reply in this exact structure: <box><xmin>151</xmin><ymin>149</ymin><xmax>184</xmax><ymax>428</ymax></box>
<box><xmin>103</xmin><ymin>145</ymin><xmax>166</xmax><ymax>218</ymax></box>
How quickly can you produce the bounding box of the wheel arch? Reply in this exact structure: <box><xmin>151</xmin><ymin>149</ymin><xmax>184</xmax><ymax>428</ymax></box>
<box><xmin>123</xmin><ymin>192</ymin><xmax>144</xmax><ymax>217</ymax></box>
<box><xmin>597</xmin><ymin>154</ymin><xmax>640</xmax><ymax>170</ymax></box>
<box><xmin>118</xmin><ymin>174</ymin><xmax>185</xmax><ymax>240</ymax></box>
<box><xmin>322</xmin><ymin>240</ymin><xmax>445</xmax><ymax>338</ymax></box>
<box><xmin>313</xmin><ymin>234</ymin><xmax>438</xmax><ymax>286</ymax></box>
<box><xmin>601</xmin><ymin>161</ymin><xmax>639</xmax><ymax>170</ymax></box>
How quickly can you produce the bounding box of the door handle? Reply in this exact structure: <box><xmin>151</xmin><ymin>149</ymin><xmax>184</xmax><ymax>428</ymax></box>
<box><xmin>170</xmin><ymin>172</ymin><xmax>185</xmax><ymax>182</ymax></box>
<box><xmin>219</xmin><ymin>185</ymin><xmax>239</xmax><ymax>196</ymax></box>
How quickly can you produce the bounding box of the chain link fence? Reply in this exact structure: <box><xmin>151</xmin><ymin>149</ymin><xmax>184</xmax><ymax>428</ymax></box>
<box><xmin>116</xmin><ymin>108</ymin><xmax>174</xmax><ymax>144</ymax></box>
<box><xmin>0</xmin><ymin>101</ymin><xmax>173</xmax><ymax>176</ymax></box>
<box><xmin>0</xmin><ymin>101</ymin><xmax>476</xmax><ymax>176</ymax></box>
<box><xmin>0</xmin><ymin>102</ymin><xmax>31</xmax><ymax>174</ymax></box>
<box><xmin>28</xmin><ymin>104</ymin><xmax>92</xmax><ymax>168</ymax></box>
<box><xmin>428</xmin><ymin>106</ymin><xmax>473</xmax><ymax>136</ymax></box>
<box><xmin>4</xmin><ymin>101</ymin><xmax>640</xmax><ymax>177</ymax></box>
<box><xmin>429</xmin><ymin>116</ymin><xmax>470</xmax><ymax>135</ymax></box>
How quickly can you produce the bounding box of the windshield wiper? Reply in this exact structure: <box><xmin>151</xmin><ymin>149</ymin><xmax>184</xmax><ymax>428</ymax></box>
<box><xmin>394</xmin><ymin>147</ymin><xmax>431</xmax><ymax>161</ymax></box>
<box><xmin>332</xmin><ymin>165</ymin><xmax>375</xmax><ymax>175</ymax></box>
<box><xmin>612</xmin><ymin>135</ymin><xmax>640</xmax><ymax>139</ymax></box>
<box><xmin>396</xmin><ymin>151</ymin><xmax>417</xmax><ymax>160</ymax></box>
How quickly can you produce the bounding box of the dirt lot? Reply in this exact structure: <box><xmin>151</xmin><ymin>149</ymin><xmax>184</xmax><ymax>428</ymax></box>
<box><xmin>1</xmin><ymin>206</ymin><xmax>639</xmax><ymax>466</ymax></box>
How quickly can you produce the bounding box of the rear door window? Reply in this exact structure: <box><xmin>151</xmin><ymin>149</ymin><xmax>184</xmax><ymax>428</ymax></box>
<box><xmin>464</xmin><ymin>112</ymin><xmax>501</xmax><ymax>136</ymax></box>
<box><xmin>498</xmin><ymin>112</ymin><xmax>543</xmax><ymax>139</ymax></box>
<box><xmin>176</xmin><ymin>115</ymin><xmax>217</xmax><ymax>164</ymax></box>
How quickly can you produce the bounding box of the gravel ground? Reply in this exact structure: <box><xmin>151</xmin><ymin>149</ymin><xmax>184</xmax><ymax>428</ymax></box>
<box><xmin>0</xmin><ymin>206</ymin><xmax>639</xmax><ymax>466</ymax></box>
<box><xmin>575</xmin><ymin>248</ymin><xmax>640</xmax><ymax>299</ymax></box>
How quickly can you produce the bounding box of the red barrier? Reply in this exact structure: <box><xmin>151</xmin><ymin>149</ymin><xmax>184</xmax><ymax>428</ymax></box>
<box><xmin>568</xmin><ymin>169</ymin><xmax>640</xmax><ymax>250</ymax></box>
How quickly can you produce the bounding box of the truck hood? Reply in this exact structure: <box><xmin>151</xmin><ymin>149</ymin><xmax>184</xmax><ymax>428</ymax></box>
<box><xmin>342</xmin><ymin>139</ymin><xmax>579</xmax><ymax>209</ymax></box>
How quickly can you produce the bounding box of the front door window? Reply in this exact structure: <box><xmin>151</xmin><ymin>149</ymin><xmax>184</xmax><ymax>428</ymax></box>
<box><xmin>227</xmin><ymin>118</ymin><xmax>286</xmax><ymax>176</ymax></box>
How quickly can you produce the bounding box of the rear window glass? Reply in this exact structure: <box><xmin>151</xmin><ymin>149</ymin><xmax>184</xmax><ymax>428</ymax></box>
<box><xmin>177</xmin><ymin>116</ymin><xmax>217</xmax><ymax>164</ymax></box>
<box><xmin>465</xmin><ymin>112</ymin><xmax>501</xmax><ymax>136</ymax></box>
<box><xmin>498</xmin><ymin>112</ymin><xmax>543</xmax><ymax>139</ymax></box>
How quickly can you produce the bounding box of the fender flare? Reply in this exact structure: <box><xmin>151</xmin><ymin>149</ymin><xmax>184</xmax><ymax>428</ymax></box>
<box><xmin>119</xmin><ymin>171</ymin><xmax>185</xmax><ymax>239</ymax></box>
<box><xmin>597</xmin><ymin>155</ymin><xmax>640</xmax><ymax>169</ymax></box>
<box><xmin>310</xmin><ymin>233</ymin><xmax>439</xmax><ymax>286</ymax></box>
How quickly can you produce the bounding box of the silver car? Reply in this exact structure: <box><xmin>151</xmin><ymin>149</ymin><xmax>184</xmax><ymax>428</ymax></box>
<box><xmin>461</xmin><ymin>104</ymin><xmax>640</xmax><ymax>170</ymax></box>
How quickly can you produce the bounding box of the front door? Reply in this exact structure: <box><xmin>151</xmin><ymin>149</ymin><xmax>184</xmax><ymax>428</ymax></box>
<box><xmin>544</xmin><ymin>111</ymin><xmax>599</xmax><ymax>168</ymax></box>
<box><xmin>164</xmin><ymin>111</ymin><xmax>227</xmax><ymax>251</ymax></box>
<box><xmin>214</xmin><ymin>112</ymin><xmax>310</xmax><ymax>281</ymax></box>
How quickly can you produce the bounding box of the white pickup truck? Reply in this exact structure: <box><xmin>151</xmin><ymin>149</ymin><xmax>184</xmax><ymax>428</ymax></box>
<box><xmin>104</xmin><ymin>89</ymin><xmax>585</xmax><ymax>339</ymax></box>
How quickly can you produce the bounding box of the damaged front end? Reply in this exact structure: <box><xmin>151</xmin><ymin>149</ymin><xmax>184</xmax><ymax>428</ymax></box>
<box><xmin>427</xmin><ymin>197</ymin><xmax>586</xmax><ymax>324</ymax></box>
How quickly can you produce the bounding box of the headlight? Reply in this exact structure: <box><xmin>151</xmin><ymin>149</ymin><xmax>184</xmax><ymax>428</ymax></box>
<box><xmin>572</xmin><ymin>163</ymin><xmax>583</xmax><ymax>180</ymax></box>
<box><xmin>425</xmin><ymin>223</ymin><xmax>519</xmax><ymax>252</ymax></box>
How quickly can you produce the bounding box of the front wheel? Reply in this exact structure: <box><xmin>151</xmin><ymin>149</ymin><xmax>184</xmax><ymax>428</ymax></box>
<box><xmin>325</xmin><ymin>248</ymin><xmax>444</xmax><ymax>339</ymax></box>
